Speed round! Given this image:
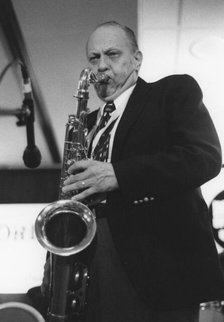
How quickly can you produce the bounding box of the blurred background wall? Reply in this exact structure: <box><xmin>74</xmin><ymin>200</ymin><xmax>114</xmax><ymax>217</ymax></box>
<box><xmin>0</xmin><ymin>0</ymin><xmax>223</xmax><ymax>294</ymax></box>
<box><xmin>0</xmin><ymin>0</ymin><xmax>138</xmax><ymax>168</ymax></box>
<box><xmin>0</xmin><ymin>0</ymin><xmax>223</xmax><ymax>201</ymax></box>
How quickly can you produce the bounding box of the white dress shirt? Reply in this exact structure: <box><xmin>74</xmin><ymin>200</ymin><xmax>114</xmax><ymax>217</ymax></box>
<box><xmin>90</xmin><ymin>84</ymin><xmax>136</xmax><ymax>162</ymax></box>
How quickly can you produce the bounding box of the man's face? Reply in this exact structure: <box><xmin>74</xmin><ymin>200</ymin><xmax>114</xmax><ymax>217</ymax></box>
<box><xmin>86</xmin><ymin>26</ymin><xmax>142</xmax><ymax>101</ymax></box>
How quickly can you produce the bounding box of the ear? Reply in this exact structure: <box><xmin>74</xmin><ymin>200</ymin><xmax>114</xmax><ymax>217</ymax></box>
<box><xmin>134</xmin><ymin>50</ymin><xmax>143</xmax><ymax>71</ymax></box>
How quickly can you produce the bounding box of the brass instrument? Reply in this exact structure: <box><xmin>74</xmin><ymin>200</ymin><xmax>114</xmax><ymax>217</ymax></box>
<box><xmin>35</xmin><ymin>68</ymin><xmax>107</xmax><ymax>321</ymax></box>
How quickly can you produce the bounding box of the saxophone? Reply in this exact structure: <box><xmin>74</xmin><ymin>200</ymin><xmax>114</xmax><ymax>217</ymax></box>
<box><xmin>35</xmin><ymin>68</ymin><xmax>107</xmax><ymax>322</ymax></box>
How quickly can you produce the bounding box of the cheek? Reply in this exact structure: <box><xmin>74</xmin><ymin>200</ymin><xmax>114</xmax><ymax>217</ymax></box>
<box><xmin>114</xmin><ymin>59</ymin><xmax>135</xmax><ymax>76</ymax></box>
<box><xmin>112</xmin><ymin>63</ymin><xmax>132</xmax><ymax>80</ymax></box>
<box><xmin>89</xmin><ymin>64</ymin><xmax>98</xmax><ymax>74</ymax></box>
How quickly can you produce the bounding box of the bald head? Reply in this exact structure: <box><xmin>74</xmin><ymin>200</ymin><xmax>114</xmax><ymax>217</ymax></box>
<box><xmin>86</xmin><ymin>21</ymin><xmax>139</xmax><ymax>55</ymax></box>
<box><xmin>86</xmin><ymin>22</ymin><xmax>143</xmax><ymax>101</ymax></box>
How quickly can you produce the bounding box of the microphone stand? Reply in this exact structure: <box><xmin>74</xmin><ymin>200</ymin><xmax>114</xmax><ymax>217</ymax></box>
<box><xmin>0</xmin><ymin>100</ymin><xmax>41</xmax><ymax>168</ymax></box>
<box><xmin>0</xmin><ymin>60</ymin><xmax>41</xmax><ymax>168</ymax></box>
<box><xmin>0</xmin><ymin>106</ymin><xmax>28</xmax><ymax>120</ymax></box>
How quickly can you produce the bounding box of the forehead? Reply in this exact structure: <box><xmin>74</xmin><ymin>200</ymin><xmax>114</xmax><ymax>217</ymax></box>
<box><xmin>87</xmin><ymin>26</ymin><xmax>131</xmax><ymax>54</ymax></box>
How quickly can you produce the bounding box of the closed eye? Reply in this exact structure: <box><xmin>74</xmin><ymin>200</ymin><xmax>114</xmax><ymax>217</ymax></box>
<box><xmin>88</xmin><ymin>54</ymin><xmax>100</xmax><ymax>64</ymax></box>
<box><xmin>106</xmin><ymin>50</ymin><xmax>120</xmax><ymax>59</ymax></box>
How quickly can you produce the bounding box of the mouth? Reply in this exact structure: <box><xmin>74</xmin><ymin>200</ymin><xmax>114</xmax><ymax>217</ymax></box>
<box><xmin>96</xmin><ymin>73</ymin><xmax>110</xmax><ymax>84</ymax></box>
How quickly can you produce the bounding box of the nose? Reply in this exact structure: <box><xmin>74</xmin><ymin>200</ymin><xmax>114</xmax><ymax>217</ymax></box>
<box><xmin>97</xmin><ymin>55</ymin><xmax>108</xmax><ymax>72</ymax></box>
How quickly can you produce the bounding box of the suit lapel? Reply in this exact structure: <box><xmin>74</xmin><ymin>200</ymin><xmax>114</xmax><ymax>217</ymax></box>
<box><xmin>87</xmin><ymin>108</ymin><xmax>99</xmax><ymax>132</ymax></box>
<box><xmin>111</xmin><ymin>77</ymin><xmax>151</xmax><ymax>161</ymax></box>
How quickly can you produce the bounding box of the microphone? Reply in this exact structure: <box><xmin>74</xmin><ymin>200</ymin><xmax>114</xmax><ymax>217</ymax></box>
<box><xmin>21</xmin><ymin>64</ymin><xmax>41</xmax><ymax>168</ymax></box>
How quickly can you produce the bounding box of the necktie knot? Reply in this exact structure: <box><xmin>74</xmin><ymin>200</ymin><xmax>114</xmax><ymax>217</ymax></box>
<box><xmin>103</xmin><ymin>101</ymin><xmax>115</xmax><ymax>113</ymax></box>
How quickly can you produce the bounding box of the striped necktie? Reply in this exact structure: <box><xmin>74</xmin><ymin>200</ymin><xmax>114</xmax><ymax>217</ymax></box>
<box><xmin>95</xmin><ymin>101</ymin><xmax>115</xmax><ymax>132</ymax></box>
<box><xmin>88</xmin><ymin>101</ymin><xmax>116</xmax><ymax>159</ymax></box>
<box><xmin>92</xmin><ymin>117</ymin><xmax>118</xmax><ymax>161</ymax></box>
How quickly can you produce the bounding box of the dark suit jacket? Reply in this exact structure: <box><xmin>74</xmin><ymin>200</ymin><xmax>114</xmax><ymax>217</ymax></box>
<box><xmin>88</xmin><ymin>75</ymin><xmax>224</xmax><ymax>309</ymax></box>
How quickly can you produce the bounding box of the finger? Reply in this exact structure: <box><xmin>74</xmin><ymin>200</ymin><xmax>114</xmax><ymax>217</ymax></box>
<box><xmin>62</xmin><ymin>179</ymin><xmax>89</xmax><ymax>193</ymax></box>
<box><xmin>68</xmin><ymin>159</ymin><xmax>91</xmax><ymax>174</ymax></box>
<box><xmin>64</xmin><ymin>170</ymin><xmax>90</xmax><ymax>185</ymax></box>
<box><xmin>64</xmin><ymin>164</ymin><xmax>95</xmax><ymax>186</ymax></box>
<box><xmin>71</xmin><ymin>186</ymin><xmax>96</xmax><ymax>202</ymax></box>
<box><xmin>63</xmin><ymin>174</ymin><xmax>76</xmax><ymax>185</ymax></box>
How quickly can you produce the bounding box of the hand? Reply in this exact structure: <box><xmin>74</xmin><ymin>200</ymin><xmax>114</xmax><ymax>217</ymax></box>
<box><xmin>62</xmin><ymin>159</ymin><xmax>119</xmax><ymax>202</ymax></box>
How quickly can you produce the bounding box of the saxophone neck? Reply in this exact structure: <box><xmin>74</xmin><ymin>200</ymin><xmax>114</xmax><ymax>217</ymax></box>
<box><xmin>74</xmin><ymin>67</ymin><xmax>109</xmax><ymax>101</ymax></box>
<box><xmin>73</xmin><ymin>68</ymin><xmax>93</xmax><ymax>118</ymax></box>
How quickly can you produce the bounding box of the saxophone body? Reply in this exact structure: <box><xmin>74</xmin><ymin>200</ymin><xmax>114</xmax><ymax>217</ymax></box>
<box><xmin>59</xmin><ymin>68</ymin><xmax>98</xmax><ymax>200</ymax></box>
<box><xmin>35</xmin><ymin>68</ymin><xmax>107</xmax><ymax>322</ymax></box>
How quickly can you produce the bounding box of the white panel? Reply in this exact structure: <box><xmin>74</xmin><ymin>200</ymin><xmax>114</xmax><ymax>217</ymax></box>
<box><xmin>202</xmin><ymin>169</ymin><xmax>224</xmax><ymax>206</ymax></box>
<box><xmin>138</xmin><ymin>0</ymin><xmax>224</xmax><ymax>155</ymax></box>
<box><xmin>0</xmin><ymin>204</ymin><xmax>47</xmax><ymax>293</ymax></box>
<box><xmin>182</xmin><ymin>0</ymin><xmax>224</xmax><ymax>28</ymax></box>
<box><xmin>139</xmin><ymin>30</ymin><xmax>177</xmax><ymax>81</ymax></box>
<box><xmin>138</xmin><ymin>0</ymin><xmax>179</xmax><ymax>29</ymax></box>
<box><xmin>176</xmin><ymin>28</ymin><xmax>224</xmax><ymax>154</ymax></box>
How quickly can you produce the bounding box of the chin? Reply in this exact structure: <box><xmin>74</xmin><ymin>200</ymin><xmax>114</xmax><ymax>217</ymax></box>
<box><xmin>97</xmin><ymin>89</ymin><xmax>115</xmax><ymax>101</ymax></box>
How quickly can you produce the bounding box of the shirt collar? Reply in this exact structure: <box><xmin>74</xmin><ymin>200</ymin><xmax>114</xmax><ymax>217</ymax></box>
<box><xmin>100</xmin><ymin>83</ymin><xmax>136</xmax><ymax>115</ymax></box>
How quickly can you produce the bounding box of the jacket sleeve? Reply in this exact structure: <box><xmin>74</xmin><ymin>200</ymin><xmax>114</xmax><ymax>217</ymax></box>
<box><xmin>112</xmin><ymin>75</ymin><xmax>222</xmax><ymax>202</ymax></box>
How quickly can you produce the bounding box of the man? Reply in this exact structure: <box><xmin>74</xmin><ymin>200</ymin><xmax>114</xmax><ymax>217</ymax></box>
<box><xmin>62</xmin><ymin>21</ymin><xmax>224</xmax><ymax>321</ymax></box>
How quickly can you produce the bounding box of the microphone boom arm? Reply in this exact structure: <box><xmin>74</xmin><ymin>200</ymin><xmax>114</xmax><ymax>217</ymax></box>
<box><xmin>0</xmin><ymin>95</ymin><xmax>41</xmax><ymax>168</ymax></box>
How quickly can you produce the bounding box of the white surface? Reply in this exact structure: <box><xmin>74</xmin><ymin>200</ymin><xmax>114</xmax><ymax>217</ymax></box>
<box><xmin>0</xmin><ymin>204</ymin><xmax>47</xmax><ymax>293</ymax></box>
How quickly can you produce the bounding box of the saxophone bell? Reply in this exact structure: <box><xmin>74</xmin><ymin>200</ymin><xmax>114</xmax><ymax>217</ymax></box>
<box><xmin>35</xmin><ymin>200</ymin><xmax>96</xmax><ymax>257</ymax></box>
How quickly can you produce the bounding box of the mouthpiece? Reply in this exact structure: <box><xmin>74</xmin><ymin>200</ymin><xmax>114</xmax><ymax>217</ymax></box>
<box><xmin>85</xmin><ymin>68</ymin><xmax>109</xmax><ymax>84</ymax></box>
<box><xmin>94</xmin><ymin>72</ymin><xmax>110</xmax><ymax>84</ymax></box>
